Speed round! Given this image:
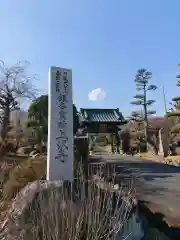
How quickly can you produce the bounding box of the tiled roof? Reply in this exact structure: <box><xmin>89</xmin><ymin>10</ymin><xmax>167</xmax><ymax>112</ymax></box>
<box><xmin>79</xmin><ymin>108</ymin><xmax>126</xmax><ymax>123</ymax></box>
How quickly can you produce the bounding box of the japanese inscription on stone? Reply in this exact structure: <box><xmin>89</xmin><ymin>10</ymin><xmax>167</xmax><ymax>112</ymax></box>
<box><xmin>47</xmin><ymin>66</ymin><xmax>73</xmax><ymax>181</ymax></box>
<box><xmin>55</xmin><ymin>70</ymin><xmax>61</xmax><ymax>92</ymax></box>
<box><xmin>55</xmin><ymin>70</ymin><xmax>69</xmax><ymax>162</ymax></box>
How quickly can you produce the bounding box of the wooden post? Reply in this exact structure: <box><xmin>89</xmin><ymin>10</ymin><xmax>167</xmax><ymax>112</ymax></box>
<box><xmin>74</xmin><ymin>135</ymin><xmax>89</xmax><ymax>197</ymax></box>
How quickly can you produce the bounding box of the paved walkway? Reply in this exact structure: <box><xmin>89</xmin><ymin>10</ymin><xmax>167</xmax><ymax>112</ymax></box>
<box><xmin>89</xmin><ymin>154</ymin><xmax>180</xmax><ymax>227</ymax></box>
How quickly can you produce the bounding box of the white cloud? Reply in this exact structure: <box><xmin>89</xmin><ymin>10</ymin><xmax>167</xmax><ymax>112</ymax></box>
<box><xmin>88</xmin><ymin>88</ymin><xmax>106</xmax><ymax>101</ymax></box>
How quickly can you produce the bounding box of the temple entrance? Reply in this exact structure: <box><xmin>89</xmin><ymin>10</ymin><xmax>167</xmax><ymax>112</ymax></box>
<box><xmin>79</xmin><ymin>108</ymin><xmax>127</xmax><ymax>154</ymax></box>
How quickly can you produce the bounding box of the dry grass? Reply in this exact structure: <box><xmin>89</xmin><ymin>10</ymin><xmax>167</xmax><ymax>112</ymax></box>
<box><xmin>164</xmin><ymin>155</ymin><xmax>180</xmax><ymax>166</ymax></box>
<box><xmin>0</xmin><ymin>155</ymin><xmax>29</xmax><ymax>184</ymax></box>
<box><xmin>135</xmin><ymin>152</ymin><xmax>156</xmax><ymax>161</ymax></box>
<box><xmin>32</xmin><ymin>181</ymin><xmax>133</xmax><ymax>239</ymax></box>
<box><xmin>165</xmin><ymin>155</ymin><xmax>180</xmax><ymax>161</ymax></box>
<box><xmin>0</xmin><ymin>155</ymin><xmax>46</xmax><ymax>228</ymax></box>
<box><xmin>135</xmin><ymin>152</ymin><xmax>166</xmax><ymax>163</ymax></box>
<box><xmin>0</xmin><ymin>156</ymin><xmax>27</xmax><ymax>202</ymax></box>
<box><xmin>2</xmin><ymin>156</ymin><xmax>46</xmax><ymax>200</ymax></box>
<box><xmin>0</xmin><ymin>163</ymin><xmax>135</xmax><ymax>240</ymax></box>
<box><xmin>137</xmin><ymin>152</ymin><xmax>180</xmax><ymax>165</ymax></box>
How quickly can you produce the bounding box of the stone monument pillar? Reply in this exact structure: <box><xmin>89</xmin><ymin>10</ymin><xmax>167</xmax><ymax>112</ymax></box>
<box><xmin>158</xmin><ymin>128</ymin><xmax>164</xmax><ymax>156</ymax></box>
<box><xmin>47</xmin><ymin>67</ymin><xmax>74</xmax><ymax>181</ymax></box>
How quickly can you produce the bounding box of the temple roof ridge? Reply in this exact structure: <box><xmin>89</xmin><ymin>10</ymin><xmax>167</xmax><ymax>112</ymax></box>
<box><xmin>79</xmin><ymin>108</ymin><xmax>126</xmax><ymax>123</ymax></box>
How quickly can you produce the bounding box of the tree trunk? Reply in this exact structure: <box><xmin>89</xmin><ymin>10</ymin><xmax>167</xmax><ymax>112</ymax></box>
<box><xmin>121</xmin><ymin>131</ymin><xmax>130</xmax><ymax>154</ymax></box>
<box><xmin>0</xmin><ymin>106</ymin><xmax>10</xmax><ymax>157</ymax></box>
<box><xmin>1</xmin><ymin>106</ymin><xmax>10</xmax><ymax>141</ymax></box>
<box><xmin>144</xmin><ymin>121</ymin><xmax>148</xmax><ymax>152</ymax></box>
<box><xmin>144</xmin><ymin>89</ymin><xmax>148</xmax><ymax>152</ymax></box>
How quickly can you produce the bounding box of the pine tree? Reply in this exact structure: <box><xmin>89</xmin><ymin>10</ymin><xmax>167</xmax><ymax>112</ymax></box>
<box><xmin>161</xmin><ymin>64</ymin><xmax>180</xmax><ymax>156</ymax></box>
<box><xmin>131</xmin><ymin>69</ymin><xmax>157</xmax><ymax>151</ymax></box>
<box><xmin>166</xmin><ymin>64</ymin><xmax>180</xmax><ymax>135</ymax></box>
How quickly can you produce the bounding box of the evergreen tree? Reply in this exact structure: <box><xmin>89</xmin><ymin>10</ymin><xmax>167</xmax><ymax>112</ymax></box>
<box><xmin>160</xmin><ymin>64</ymin><xmax>180</xmax><ymax>156</ymax></box>
<box><xmin>166</xmin><ymin>64</ymin><xmax>180</xmax><ymax>134</ymax></box>
<box><xmin>28</xmin><ymin>94</ymin><xmax>80</xmax><ymax>145</ymax></box>
<box><xmin>73</xmin><ymin>104</ymin><xmax>80</xmax><ymax>134</ymax></box>
<box><xmin>131</xmin><ymin>69</ymin><xmax>157</xmax><ymax>151</ymax></box>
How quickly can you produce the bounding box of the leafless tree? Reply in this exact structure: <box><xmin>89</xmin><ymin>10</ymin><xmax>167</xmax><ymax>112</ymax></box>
<box><xmin>0</xmin><ymin>60</ymin><xmax>38</xmax><ymax>151</ymax></box>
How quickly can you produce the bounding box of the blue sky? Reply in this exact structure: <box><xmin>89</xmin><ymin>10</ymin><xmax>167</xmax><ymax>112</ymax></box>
<box><xmin>0</xmin><ymin>0</ymin><xmax>180</xmax><ymax>117</ymax></box>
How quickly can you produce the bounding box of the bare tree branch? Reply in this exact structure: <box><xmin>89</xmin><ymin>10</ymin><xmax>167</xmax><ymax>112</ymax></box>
<box><xmin>0</xmin><ymin>60</ymin><xmax>38</xmax><ymax>146</ymax></box>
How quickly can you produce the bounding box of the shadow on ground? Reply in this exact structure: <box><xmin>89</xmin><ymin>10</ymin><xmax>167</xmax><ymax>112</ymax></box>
<box><xmin>139</xmin><ymin>200</ymin><xmax>180</xmax><ymax>240</ymax></box>
<box><xmin>89</xmin><ymin>154</ymin><xmax>180</xmax><ymax>229</ymax></box>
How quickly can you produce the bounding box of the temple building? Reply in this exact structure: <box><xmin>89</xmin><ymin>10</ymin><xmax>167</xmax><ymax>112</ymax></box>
<box><xmin>79</xmin><ymin>108</ymin><xmax>127</xmax><ymax>134</ymax></box>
